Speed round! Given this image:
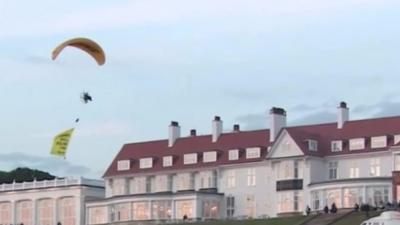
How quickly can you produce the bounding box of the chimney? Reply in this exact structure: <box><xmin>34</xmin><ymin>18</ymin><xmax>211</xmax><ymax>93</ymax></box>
<box><xmin>168</xmin><ymin>121</ymin><xmax>180</xmax><ymax>147</ymax></box>
<box><xmin>190</xmin><ymin>129</ymin><xmax>197</xmax><ymax>137</ymax></box>
<box><xmin>337</xmin><ymin>101</ymin><xmax>349</xmax><ymax>129</ymax></box>
<box><xmin>233</xmin><ymin>124</ymin><xmax>240</xmax><ymax>132</ymax></box>
<box><xmin>212</xmin><ymin>116</ymin><xmax>223</xmax><ymax>142</ymax></box>
<box><xmin>269</xmin><ymin>107</ymin><xmax>287</xmax><ymax>142</ymax></box>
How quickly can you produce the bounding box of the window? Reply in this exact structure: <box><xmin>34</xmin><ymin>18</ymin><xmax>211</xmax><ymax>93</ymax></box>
<box><xmin>89</xmin><ymin>206</ymin><xmax>107</xmax><ymax>225</ymax></box>
<box><xmin>183</xmin><ymin>153</ymin><xmax>198</xmax><ymax>165</ymax></box>
<box><xmin>308</xmin><ymin>140</ymin><xmax>318</xmax><ymax>151</ymax></box>
<box><xmin>246</xmin><ymin>147</ymin><xmax>261</xmax><ymax>159</ymax></box>
<box><xmin>228</xmin><ymin>149</ymin><xmax>239</xmax><ymax>161</ymax></box>
<box><xmin>370</xmin><ymin>158</ymin><xmax>381</xmax><ymax>176</ymax></box>
<box><xmin>294</xmin><ymin>160</ymin><xmax>303</xmax><ymax>179</ymax></box>
<box><xmin>226</xmin><ymin>195</ymin><xmax>235</xmax><ymax>218</ymax></box>
<box><xmin>395</xmin><ymin>134</ymin><xmax>400</xmax><ymax>145</ymax></box>
<box><xmin>349</xmin><ymin>138</ymin><xmax>365</xmax><ymax>150</ymax></box>
<box><xmin>139</xmin><ymin>157</ymin><xmax>153</xmax><ymax>169</ymax></box>
<box><xmin>395</xmin><ymin>154</ymin><xmax>400</xmax><ymax>171</ymax></box>
<box><xmin>154</xmin><ymin>175</ymin><xmax>172</xmax><ymax>192</ymax></box>
<box><xmin>134</xmin><ymin>177</ymin><xmax>148</xmax><ymax>194</ymax></box>
<box><xmin>163</xmin><ymin>156</ymin><xmax>173</xmax><ymax>167</ymax></box>
<box><xmin>38</xmin><ymin>199</ymin><xmax>54</xmax><ymax>225</ymax></box>
<box><xmin>112</xmin><ymin>178</ymin><xmax>127</xmax><ymax>196</ymax></box>
<box><xmin>0</xmin><ymin>202</ymin><xmax>11</xmax><ymax>225</ymax></box>
<box><xmin>350</xmin><ymin>162</ymin><xmax>360</xmax><ymax>178</ymax></box>
<box><xmin>227</xmin><ymin>170</ymin><xmax>236</xmax><ymax>188</ymax></box>
<box><xmin>132</xmin><ymin>202</ymin><xmax>150</xmax><ymax>220</ymax></box>
<box><xmin>16</xmin><ymin>201</ymin><xmax>33</xmax><ymax>225</ymax></box>
<box><xmin>294</xmin><ymin>191</ymin><xmax>300</xmax><ymax>211</ymax></box>
<box><xmin>112</xmin><ymin>203</ymin><xmax>130</xmax><ymax>222</ymax></box>
<box><xmin>202</xmin><ymin>200</ymin><xmax>219</xmax><ymax>219</ymax></box>
<box><xmin>152</xmin><ymin>201</ymin><xmax>172</xmax><ymax>220</ymax></box>
<box><xmin>59</xmin><ymin>197</ymin><xmax>75</xmax><ymax>225</ymax></box>
<box><xmin>247</xmin><ymin>168</ymin><xmax>256</xmax><ymax>186</ymax></box>
<box><xmin>203</xmin><ymin>151</ymin><xmax>217</xmax><ymax>163</ymax></box>
<box><xmin>311</xmin><ymin>191</ymin><xmax>320</xmax><ymax>210</ymax></box>
<box><xmin>331</xmin><ymin>140</ymin><xmax>342</xmax><ymax>152</ymax></box>
<box><xmin>175</xmin><ymin>200</ymin><xmax>194</xmax><ymax>219</ymax></box>
<box><xmin>177</xmin><ymin>173</ymin><xmax>194</xmax><ymax>190</ymax></box>
<box><xmin>117</xmin><ymin>160</ymin><xmax>130</xmax><ymax>171</ymax></box>
<box><xmin>371</xmin><ymin>136</ymin><xmax>387</xmax><ymax>149</ymax></box>
<box><xmin>200</xmin><ymin>171</ymin><xmax>216</xmax><ymax>189</ymax></box>
<box><xmin>329</xmin><ymin>161</ymin><xmax>338</xmax><ymax>180</ymax></box>
<box><xmin>343</xmin><ymin>188</ymin><xmax>362</xmax><ymax>208</ymax></box>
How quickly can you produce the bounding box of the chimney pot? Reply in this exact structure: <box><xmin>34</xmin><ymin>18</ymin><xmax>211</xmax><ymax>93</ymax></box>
<box><xmin>233</xmin><ymin>124</ymin><xmax>240</xmax><ymax>132</ymax></box>
<box><xmin>168</xmin><ymin>121</ymin><xmax>181</xmax><ymax>147</ymax></box>
<box><xmin>190</xmin><ymin>129</ymin><xmax>197</xmax><ymax>136</ymax></box>
<box><xmin>269</xmin><ymin>107</ymin><xmax>286</xmax><ymax>116</ymax></box>
<box><xmin>171</xmin><ymin>121</ymin><xmax>179</xmax><ymax>126</ymax></box>
<box><xmin>214</xmin><ymin>116</ymin><xmax>221</xmax><ymax>121</ymax></box>
<box><xmin>339</xmin><ymin>101</ymin><xmax>347</xmax><ymax>108</ymax></box>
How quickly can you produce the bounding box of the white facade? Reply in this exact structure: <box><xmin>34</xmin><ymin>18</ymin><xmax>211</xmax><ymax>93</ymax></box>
<box><xmin>0</xmin><ymin>177</ymin><xmax>104</xmax><ymax>225</ymax></box>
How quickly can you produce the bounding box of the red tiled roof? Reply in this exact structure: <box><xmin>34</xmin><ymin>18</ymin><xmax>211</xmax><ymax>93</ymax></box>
<box><xmin>103</xmin><ymin>116</ymin><xmax>400</xmax><ymax>178</ymax></box>
<box><xmin>103</xmin><ymin>130</ymin><xmax>270</xmax><ymax>177</ymax></box>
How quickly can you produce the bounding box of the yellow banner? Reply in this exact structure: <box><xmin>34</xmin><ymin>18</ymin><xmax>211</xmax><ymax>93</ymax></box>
<box><xmin>50</xmin><ymin>128</ymin><xmax>74</xmax><ymax>157</ymax></box>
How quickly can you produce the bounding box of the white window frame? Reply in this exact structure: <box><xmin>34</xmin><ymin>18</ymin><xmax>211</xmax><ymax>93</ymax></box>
<box><xmin>328</xmin><ymin>161</ymin><xmax>338</xmax><ymax>180</ymax></box>
<box><xmin>370</xmin><ymin>158</ymin><xmax>381</xmax><ymax>177</ymax></box>
<box><xmin>331</xmin><ymin>140</ymin><xmax>342</xmax><ymax>152</ymax></box>
<box><xmin>139</xmin><ymin>157</ymin><xmax>153</xmax><ymax>169</ymax></box>
<box><xmin>247</xmin><ymin>168</ymin><xmax>256</xmax><ymax>186</ymax></box>
<box><xmin>203</xmin><ymin>151</ymin><xmax>217</xmax><ymax>163</ymax></box>
<box><xmin>308</xmin><ymin>140</ymin><xmax>318</xmax><ymax>151</ymax></box>
<box><xmin>226</xmin><ymin>170</ymin><xmax>236</xmax><ymax>188</ymax></box>
<box><xmin>350</xmin><ymin>162</ymin><xmax>359</xmax><ymax>178</ymax></box>
<box><xmin>163</xmin><ymin>156</ymin><xmax>173</xmax><ymax>167</ymax></box>
<box><xmin>228</xmin><ymin>149</ymin><xmax>239</xmax><ymax>161</ymax></box>
<box><xmin>371</xmin><ymin>136</ymin><xmax>387</xmax><ymax>149</ymax></box>
<box><xmin>183</xmin><ymin>153</ymin><xmax>198</xmax><ymax>165</ymax></box>
<box><xmin>117</xmin><ymin>160</ymin><xmax>130</xmax><ymax>171</ymax></box>
<box><xmin>246</xmin><ymin>147</ymin><xmax>261</xmax><ymax>159</ymax></box>
<box><xmin>349</xmin><ymin>138</ymin><xmax>365</xmax><ymax>151</ymax></box>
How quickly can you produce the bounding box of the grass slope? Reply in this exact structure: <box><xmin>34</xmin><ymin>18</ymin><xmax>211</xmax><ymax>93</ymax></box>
<box><xmin>179</xmin><ymin>215</ymin><xmax>311</xmax><ymax>225</ymax></box>
<box><xmin>332</xmin><ymin>211</ymin><xmax>380</xmax><ymax>225</ymax></box>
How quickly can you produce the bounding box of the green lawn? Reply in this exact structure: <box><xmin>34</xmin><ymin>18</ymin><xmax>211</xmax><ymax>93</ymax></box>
<box><xmin>331</xmin><ymin>211</ymin><xmax>380</xmax><ymax>225</ymax></box>
<box><xmin>178</xmin><ymin>215</ymin><xmax>311</xmax><ymax>225</ymax></box>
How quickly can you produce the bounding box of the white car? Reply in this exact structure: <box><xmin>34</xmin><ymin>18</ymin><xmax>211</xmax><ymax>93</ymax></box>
<box><xmin>361</xmin><ymin>211</ymin><xmax>400</xmax><ymax>225</ymax></box>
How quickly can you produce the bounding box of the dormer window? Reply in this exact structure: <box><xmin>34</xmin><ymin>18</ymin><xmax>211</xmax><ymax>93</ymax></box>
<box><xmin>139</xmin><ymin>157</ymin><xmax>153</xmax><ymax>169</ymax></box>
<box><xmin>246</xmin><ymin>147</ymin><xmax>261</xmax><ymax>159</ymax></box>
<box><xmin>331</xmin><ymin>140</ymin><xmax>342</xmax><ymax>152</ymax></box>
<box><xmin>308</xmin><ymin>140</ymin><xmax>318</xmax><ymax>151</ymax></box>
<box><xmin>228</xmin><ymin>149</ymin><xmax>239</xmax><ymax>161</ymax></box>
<box><xmin>394</xmin><ymin>134</ymin><xmax>400</xmax><ymax>145</ymax></box>
<box><xmin>163</xmin><ymin>156</ymin><xmax>173</xmax><ymax>167</ymax></box>
<box><xmin>117</xmin><ymin>160</ymin><xmax>130</xmax><ymax>171</ymax></box>
<box><xmin>371</xmin><ymin>136</ymin><xmax>387</xmax><ymax>149</ymax></box>
<box><xmin>203</xmin><ymin>151</ymin><xmax>217</xmax><ymax>163</ymax></box>
<box><xmin>184</xmin><ymin>153</ymin><xmax>198</xmax><ymax>165</ymax></box>
<box><xmin>349</xmin><ymin>138</ymin><xmax>365</xmax><ymax>150</ymax></box>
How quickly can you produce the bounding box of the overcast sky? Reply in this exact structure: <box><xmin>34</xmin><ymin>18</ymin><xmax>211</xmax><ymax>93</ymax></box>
<box><xmin>1</xmin><ymin>0</ymin><xmax>400</xmax><ymax>179</ymax></box>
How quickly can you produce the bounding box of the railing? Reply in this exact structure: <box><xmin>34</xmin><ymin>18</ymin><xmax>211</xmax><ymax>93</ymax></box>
<box><xmin>276</xmin><ymin>179</ymin><xmax>303</xmax><ymax>191</ymax></box>
<box><xmin>0</xmin><ymin>177</ymin><xmax>104</xmax><ymax>192</ymax></box>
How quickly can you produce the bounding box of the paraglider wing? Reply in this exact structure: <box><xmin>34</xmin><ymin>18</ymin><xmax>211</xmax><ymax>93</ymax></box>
<box><xmin>52</xmin><ymin>38</ymin><xmax>106</xmax><ymax>65</ymax></box>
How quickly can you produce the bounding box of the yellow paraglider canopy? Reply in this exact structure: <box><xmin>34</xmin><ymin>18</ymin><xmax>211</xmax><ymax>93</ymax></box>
<box><xmin>52</xmin><ymin>37</ymin><xmax>106</xmax><ymax>65</ymax></box>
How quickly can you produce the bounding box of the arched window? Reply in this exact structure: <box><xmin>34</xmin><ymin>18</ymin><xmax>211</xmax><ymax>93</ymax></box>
<box><xmin>0</xmin><ymin>202</ymin><xmax>11</xmax><ymax>225</ymax></box>
<box><xmin>38</xmin><ymin>199</ymin><xmax>54</xmax><ymax>225</ymax></box>
<box><xmin>16</xmin><ymin>200</ymin><xmax>33</xmax><ymax>225</ymax></box>
<box><xmin>59</xmin><ymin>197</ymin><xmax>76</xmax><ymax>225</ymax></box>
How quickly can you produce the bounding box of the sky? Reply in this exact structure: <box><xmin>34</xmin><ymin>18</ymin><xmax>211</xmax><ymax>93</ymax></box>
<box><xmin>1</xmin><ymin>0</ymin><xmax>400</xmax><ymax>179</ymax></box>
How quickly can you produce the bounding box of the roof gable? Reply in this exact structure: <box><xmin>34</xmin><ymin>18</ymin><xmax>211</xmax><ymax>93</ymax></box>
<box><xmin>267</xmin><ymin>129</ymin><xmax>304</xmax><ymax>158</ymax></box>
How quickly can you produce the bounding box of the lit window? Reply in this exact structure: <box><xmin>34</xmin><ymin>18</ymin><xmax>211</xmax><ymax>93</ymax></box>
<box><xmin>329</xmin><ymin>161</ymin><xmax>338</xmax><ymax>180</ymax></box>
<box><xmin>117</xmin><ymin>160</ymin><xmax>130</xmax><ymax>171</ymax></box>
<box><xmin>139</xmin><ymin>157</ymin><xmax>153</xmax><ymax>169</ymax></box>
<box><xmin>349</xmin><ymin>138</ymin><xmax>365</xmax><ymax>150</ymax></box>
<box><xmin>200</xmin><ymin>171</ymin><xmax>217</xmax><ymax>189</ymax></box>
<box><xmin>227</xmin><ymin>170</ymin><xmax>236</xmax><ymax>188</ymax></box>
<box><xmin>395</xmin><ymin>154</ymin><xmax>400</xmax><ymax>171</ymax></box>
<box><xmin>371</xmin><ymin>136</ymin><xmax>387</xmax><ymax>149</ymax></box>
<box><xmin>203</xmin><ymin>151</ymin><xmax>217</xmax><ymax>163</ymax></box>
<box><xmin>228</xmin><ymin>149</ymin><xmax>239</xmax><ymax>161</ymax></box>
<box><xmin>370</xmin><ymin>158</ymin><xmax>380</xmax><ymax>177</ymax></box>
<box><xmin>247</xmin><ymin>168</ymin><xmax>256</xmax><ymax>186</ymax></box>
<box><xmin>246</xmin><ymin>147</ymin><xmax>261</xmax><ymax>159</ymax></box>
<box><xmin>184</xmin><ymin>153</ymin><xmax>198</xmax><ymax>165</ymax></box>
<box><xmin>112</xmin><ymin>178</ymin><xmax>127</xmax><ymax>196</ymax></box>
<box><xmin>308</xmin><ymin>140</ymin><xmax>318</xmax><ymax>151</ymax></box>
<box><xmin>163</xmin><ymin>156</ymin><xmax>173</xmax><ymax>167</ymax></box>
<box><xmin>331</xmin><ymin>140</ymin><xmax>342</xmax><ymax>152</ymax></box>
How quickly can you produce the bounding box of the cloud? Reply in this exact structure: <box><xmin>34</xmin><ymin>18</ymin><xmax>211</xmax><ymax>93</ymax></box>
<box><xmin>236</xmin><ymin>113</ymin><xmax>267</xmax><ymax>130</ymax></box>
<box><xmin>0</xmin><ymin>152</ymin><xmax>100</xmax><ymax>178</ymax></box>
<box><xmin>290</xmin><ymin>111</ymin><xmax>336</xmax><ymax>126</ymax></box>
<box><xmin>353</xmin><ymin>101</ymin><xmax>400</xmax><ymax>118</ymax></box>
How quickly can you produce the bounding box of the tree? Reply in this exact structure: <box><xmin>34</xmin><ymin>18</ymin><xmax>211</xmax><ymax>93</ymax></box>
<box><xmin>0</xmin><ymin>168</ymin><xmax>56</xmax><ymax>184</ymax></box>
